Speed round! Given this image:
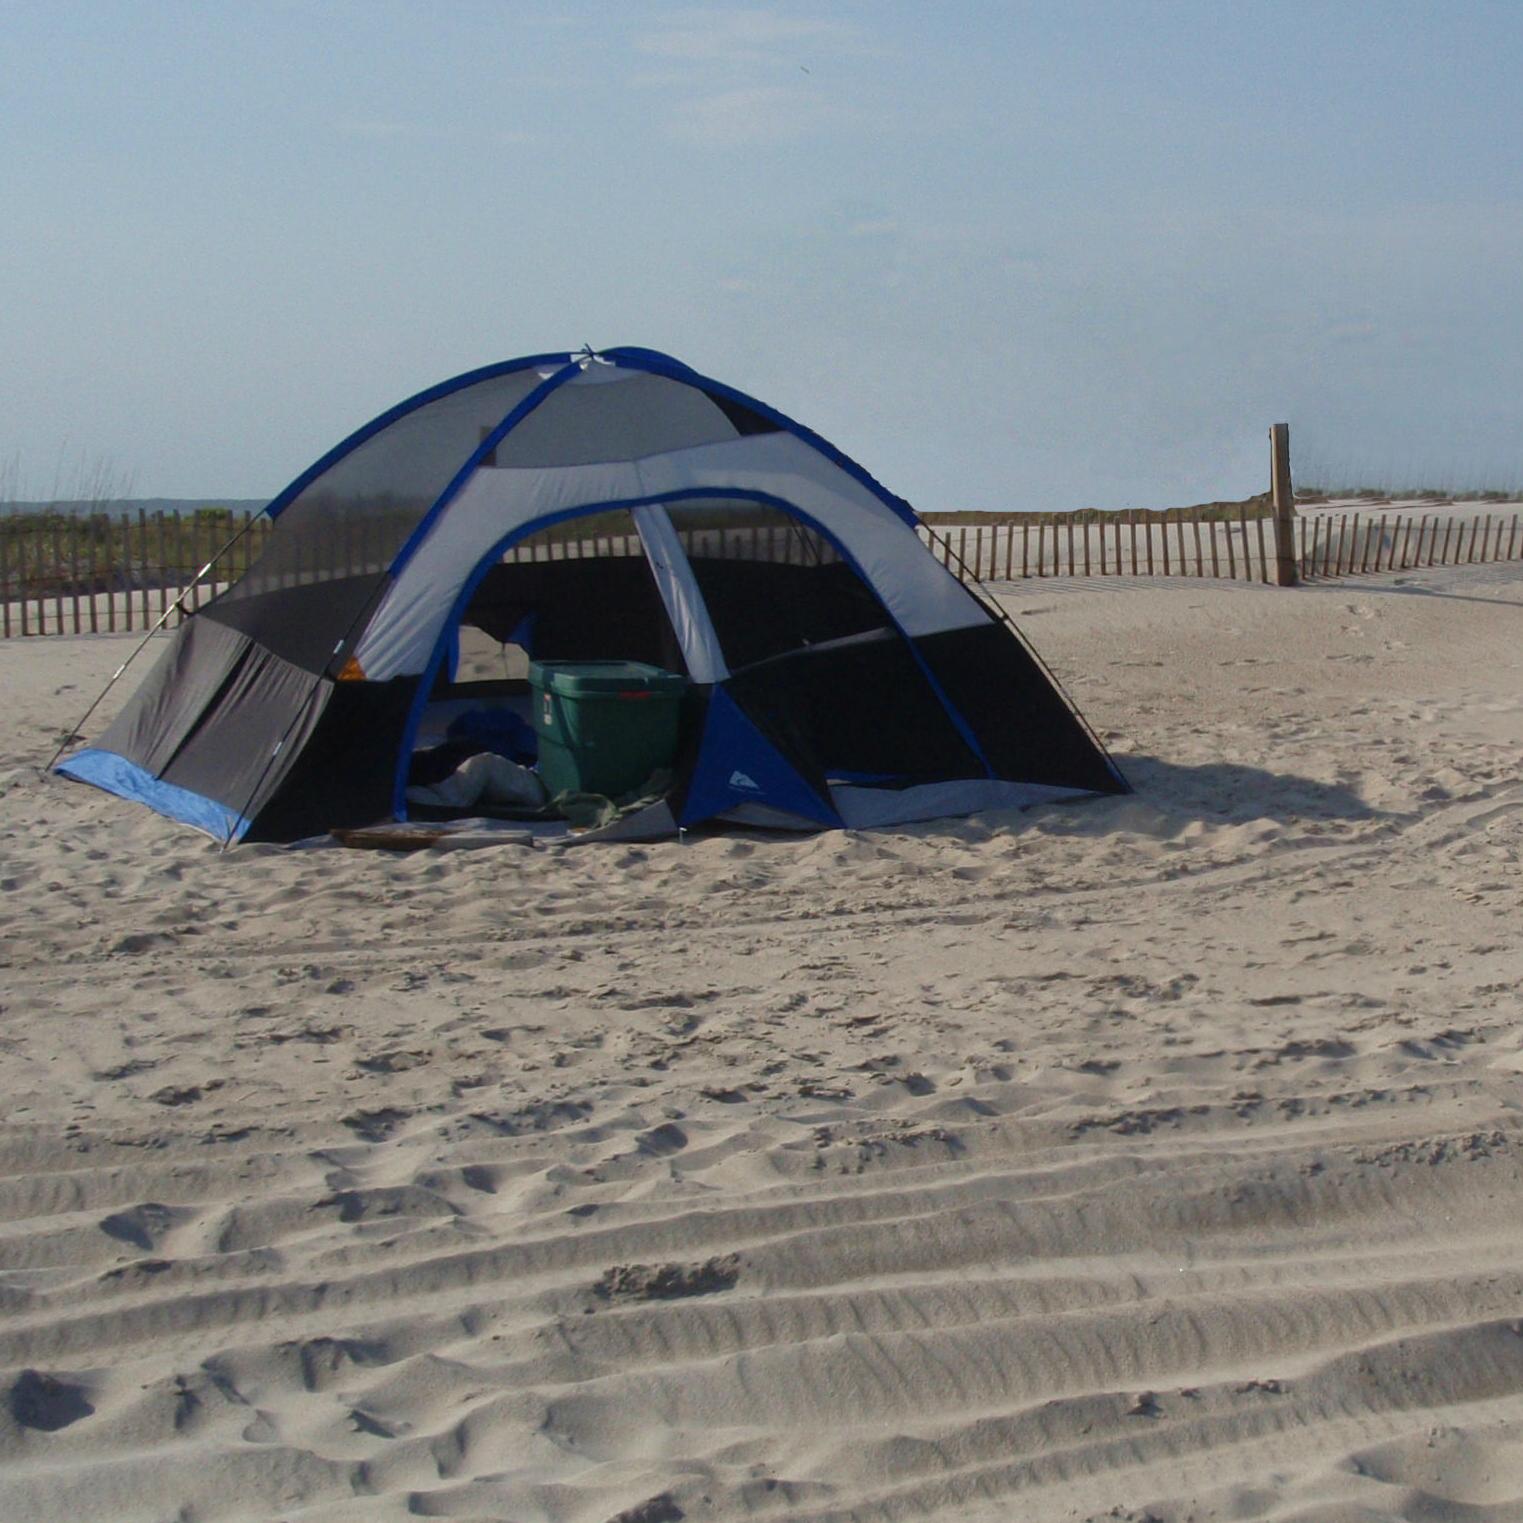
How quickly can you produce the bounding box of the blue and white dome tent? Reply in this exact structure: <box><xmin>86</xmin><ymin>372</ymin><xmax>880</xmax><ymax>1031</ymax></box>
<box><xmin>55</xmin><ymin>347</ymin><xmax>1127</xmax><ymax>843</ymax></box>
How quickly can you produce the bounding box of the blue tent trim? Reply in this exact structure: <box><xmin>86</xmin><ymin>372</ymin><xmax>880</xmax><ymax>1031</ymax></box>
<box><xmin>679</xmin><ymin>687</ymin><xmax>841</xmax><ymax>828</ymax></box>
<box><xmin>56</xmin><ymin>748</ymin><xmax>246</xmax><ymax>842</ymax></box>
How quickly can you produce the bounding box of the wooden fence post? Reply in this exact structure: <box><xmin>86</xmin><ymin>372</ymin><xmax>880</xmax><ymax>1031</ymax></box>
<box><xmin>51</xmin><ymin>518</ymin><xmax>64</xmax><ymax>634</ymax></box>
<box><xmin>1270</xmin><ymin>422</ymin><xmax>1297</xmax><ymax>586</ymax></box>
<box><xmin>68</xmin><ymin>517</ymin><xmax>81</xmax><ymax>633</ymax></box>
<box><xmin>135</xmin><ymin>508</ymin><xmax>148</xmax><ymax>628</ymax></box>
<box><xmin>20</xmin><ymin>524</ymin><xmax>31</xmax><ymax>635</ymax></box>
<box><xmin>87</xmin><ymin>517</ymin><xmax>100</xmax><ymax>632</ymax></box>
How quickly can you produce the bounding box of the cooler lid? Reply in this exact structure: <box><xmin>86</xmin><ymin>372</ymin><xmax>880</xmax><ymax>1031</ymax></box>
<box><xmin>528</xmin><ymin>660</ymin><xmax>688</xmax><ymax>697</ymax></box>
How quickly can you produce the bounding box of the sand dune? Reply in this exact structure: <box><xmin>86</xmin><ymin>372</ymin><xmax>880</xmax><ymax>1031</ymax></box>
<box><xmin>1</xmin><ymin>563</ymin><xmax>1521</xmax><ymax>1521</ymax></box>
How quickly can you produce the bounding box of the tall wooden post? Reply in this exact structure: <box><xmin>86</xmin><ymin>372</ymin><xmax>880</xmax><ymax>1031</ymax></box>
<box><xmin>1270</xmin><ymin>422</ymin><xmax>1297</xmax><ymax>587</ymax></box>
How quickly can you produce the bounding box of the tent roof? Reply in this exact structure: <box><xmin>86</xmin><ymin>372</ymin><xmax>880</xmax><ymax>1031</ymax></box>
<box><xmin>264</xmin><ymin>349</ymin><xmax>922</xmax><ymax>577</ymax></box>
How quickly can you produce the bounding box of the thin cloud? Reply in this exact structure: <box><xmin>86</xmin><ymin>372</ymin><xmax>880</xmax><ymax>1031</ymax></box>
<box><xmin>667</xmin><ymin>85</ymin><xmax>850</xmax><ymax>148</ymax></box>
<box><xmin>638</xmin><ymin>8</ymin><xmax>855</xmax><ymax>67</ymax></box>
<box><xmin>633</xmin><ymin>8</ymin><xmax>869</xmax><ymax>147</ymax></box>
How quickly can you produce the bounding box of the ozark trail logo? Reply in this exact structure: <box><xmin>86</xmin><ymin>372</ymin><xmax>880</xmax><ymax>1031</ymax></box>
<box><xmin>727</xmin><ymin>769</ymin><xmax>761</xmax><ymax>792</ymax></box>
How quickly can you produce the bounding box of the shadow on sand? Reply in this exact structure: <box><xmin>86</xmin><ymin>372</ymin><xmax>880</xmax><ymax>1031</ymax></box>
<box><xmin>1348</xmin><ymin>579</ymin><xmax>1523</xmax><ymax>612</ymax></box>
<box><xmin>1078</xmin><ymin>753</ymin><xmax>1376</xmax><ymax>827</ymax></box>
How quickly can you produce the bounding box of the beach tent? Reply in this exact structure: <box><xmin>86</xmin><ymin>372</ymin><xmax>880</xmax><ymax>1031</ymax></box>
<box><xmin>55</xmin><ymin>347</ymin><xmax>1126</xmax><ymax>843</ymax></box>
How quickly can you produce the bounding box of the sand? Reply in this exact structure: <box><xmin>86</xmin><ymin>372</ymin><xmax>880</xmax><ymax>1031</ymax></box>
<box><xmin>1</xmin><ymin>561</ymin><xmax>1521</xmax><ymax>1522</ymax></box>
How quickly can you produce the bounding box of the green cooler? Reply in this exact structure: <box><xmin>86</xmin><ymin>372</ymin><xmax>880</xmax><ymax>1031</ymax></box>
<box><xmin>529</xmin><ymin>660</ymin><xmax>688</xmax><ymax>799</ymax></box>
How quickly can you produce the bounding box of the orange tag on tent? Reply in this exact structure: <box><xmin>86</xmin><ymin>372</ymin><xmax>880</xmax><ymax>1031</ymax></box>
<box><xmin>336</xmin><ymin>654</ymin><xmax>366</xmax><ymax>682</ymax></box>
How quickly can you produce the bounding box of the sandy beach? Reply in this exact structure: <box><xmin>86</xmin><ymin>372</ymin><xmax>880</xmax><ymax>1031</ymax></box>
<box><xmin>2</xmin><ymin>562</ymin><xmax>1522</xmax><ymax>1522</ymax></box>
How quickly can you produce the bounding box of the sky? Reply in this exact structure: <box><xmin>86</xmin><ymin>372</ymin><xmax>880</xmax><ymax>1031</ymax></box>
<box><xmin>3</xmin><ymin>0</ymin><xmax>1522</xmax><ymax>512</ymax></box>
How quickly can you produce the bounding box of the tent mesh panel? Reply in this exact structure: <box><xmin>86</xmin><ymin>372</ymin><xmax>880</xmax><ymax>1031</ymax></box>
<box><xmin>221</xmin><ymin>368</ymin><xmax>551</xmax><ymax>601</ymax></box>
<box><xmin>490</xmin><ymin>373</ymin><xmax>739</xmax><ymax>468</ymax></box>
<box><xmin>455</xmin><ymin>511</ymin><xmax>686</xmax><ymax>676</ymax></box>
<box><xmin>665</xmin><ymin>503</ymin><xmax>890</xmax><ymax>672</ymax></box>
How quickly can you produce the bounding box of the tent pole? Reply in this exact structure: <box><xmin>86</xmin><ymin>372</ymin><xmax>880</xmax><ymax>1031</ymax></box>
<box><xmin>45</xmin><ymin>511</ymin><xmax>268</xmax><ymax>772</ymax></box>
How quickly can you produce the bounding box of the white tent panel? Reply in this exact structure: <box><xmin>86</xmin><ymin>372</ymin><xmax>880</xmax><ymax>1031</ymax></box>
<box><xmin>627</xmin><ymin>432</ymin><xmax>982</xmax><ymax>635</ymax></box>
<box><xmin>354</xmin><ymin>457</ymin><xmax>644</xmax><ymax>678</ymax></box>
<box><xmin>631</xmin><ymin>504</ymin><xmax>729</xmax><ymax>683</ymax></box>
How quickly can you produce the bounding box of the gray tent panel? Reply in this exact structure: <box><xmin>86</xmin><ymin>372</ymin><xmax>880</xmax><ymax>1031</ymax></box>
<box><xmin>97</xmin><ymin>616</ymin><xmax>253</xmax><ymax>777</ymax></box>
<box><xmin>156</xmin><ymin>646</ymin><xmax>335</xmax><ymax>837</ymax></box>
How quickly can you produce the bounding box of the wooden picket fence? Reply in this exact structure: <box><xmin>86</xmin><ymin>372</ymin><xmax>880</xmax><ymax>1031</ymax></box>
<box><xmin>5</xmin><ymin>503</ymin><xmax>1522</xmax><ymax>638</ymax></box>
<box><xmin>920</xmin><ymin>511</ymin><xmax>1278</xmax><ymax>584</ymax></box>
<box><xmin>0</xmin><ymin>510</ymin><xmax>271</xmax><ymax>638</ymax></box>
<box><xmin>1294</xmin><ymin>508</ymin><xmax>1523</xmax><ymax>581</ymax></box>
<box><xmin>920</xmin><ymin>506</ymin><xmax>1523</xmax><ymax>587</ymax></box>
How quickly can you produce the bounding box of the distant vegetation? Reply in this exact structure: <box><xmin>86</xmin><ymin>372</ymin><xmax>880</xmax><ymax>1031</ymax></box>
<box><xmin>922</xmin><ymin>494</ymin><xmax>1274</xmax><ymax>525</ymax></box>
<box><xmin>0</xmin><ymin>504</ymin><xmax>246</xmax><ymax>533</ymax></box>
<box><xmin>1</xmin><ymin>507</ymin><xmax>267</xmax><ymax>599</ymax></box>
<box><xmin>1294</xmin><ymin>487</ymin><xmax>1520</xmax><ymax>505</ymax></box>
<box><xmin>0</xmin><ymin>499</ymin><xmax>267</xmax><ymax>524</ymax></box>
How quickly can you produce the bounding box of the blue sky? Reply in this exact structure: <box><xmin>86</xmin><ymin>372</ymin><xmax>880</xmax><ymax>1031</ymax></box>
<box><xmin>3</xmin><ymin>1</ymin><xmax>1521</xmax><ymax>510</ymax></box>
